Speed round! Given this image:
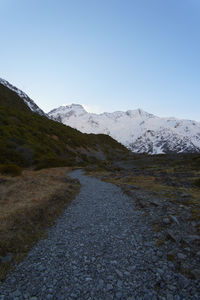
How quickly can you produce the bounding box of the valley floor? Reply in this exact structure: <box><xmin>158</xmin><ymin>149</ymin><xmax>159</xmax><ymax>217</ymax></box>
<box><xmin>0</xmin><ymin>170</ymin><xmax>199</xmax><ymax>299</ymax></box>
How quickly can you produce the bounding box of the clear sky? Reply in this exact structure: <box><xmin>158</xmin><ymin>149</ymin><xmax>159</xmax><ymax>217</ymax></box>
<box><xmin>1</xmin><ymin>0</ymin><xmax>200</xmax><ymax>120</ymax></box>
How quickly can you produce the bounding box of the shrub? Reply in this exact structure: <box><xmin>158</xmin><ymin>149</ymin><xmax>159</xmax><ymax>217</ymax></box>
<box><xmin>34</xmin><ymin>157</ymin><xmax>76</xmax><ymax>170</ymax></box>
<box><xmin>194</xmin><ymin>178</ymin><xmax>200</xmax><ymax>188</ymax></box>
<box><xmin>0</xmin><ymin>164</ymin><xmax>22</xmax><ymax>176</ymax></box>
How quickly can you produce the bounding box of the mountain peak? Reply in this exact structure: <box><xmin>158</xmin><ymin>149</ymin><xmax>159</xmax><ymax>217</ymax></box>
<box><xmin>70</xmin><ymin>103</ymin><xmax>85</xmax><ymax>108</ymax></box>
<box><xmin>126</xmin><ymin>108</ymin><xmax>154</xmax><ymax>118</ymax></box>
<box><xmin>48</xmin><ymin>103</ymin><xmax>87</xmax><ymax>120</ymax></box>
<box><xmin>65</xmin><ymin>103</ymin><xmax>86</xmax><ymax>112</ymax></box>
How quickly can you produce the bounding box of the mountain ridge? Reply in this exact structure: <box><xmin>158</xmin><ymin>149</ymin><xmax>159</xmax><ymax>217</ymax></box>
<box><xmin>0</xmin><ymin>78</ymin><xmax>46</xmax><ymax>116</ymax></box>
<box><xmin>48</xmin><ymin>104</ymin><xmax>200</xmax><ymax>154</ymax></box>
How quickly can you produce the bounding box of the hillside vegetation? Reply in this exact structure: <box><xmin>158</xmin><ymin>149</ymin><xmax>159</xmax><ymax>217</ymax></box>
<box><xmin>0</xmin><ymin>83</ymin><xmax>128</xmax><ymax>170</ymax></box>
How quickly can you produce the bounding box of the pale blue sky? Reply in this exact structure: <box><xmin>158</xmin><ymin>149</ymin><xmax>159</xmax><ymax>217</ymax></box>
<box><xmin>1</xmin><ymin>0</ymin><xmax>200</xmax><ymax>120</ymax></box>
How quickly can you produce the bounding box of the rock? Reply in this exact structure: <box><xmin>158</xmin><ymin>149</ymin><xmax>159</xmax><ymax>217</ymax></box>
<box><xmin>168</xmin><ymin>261</ymin><xmax>174</xmax><ymax>269</ymax></box>
<box><xmin>115</xmin><ymin>269</ymin><xmax>123</xmax><ymax>278</ymax></box>
<box><xmin>110</xmin><ymin>260</ymin><xmax>117</xmax><ymax>265</ymax></box>
<box><xmin>191</xmin><ymin>269</ymin><xmax>200</xmax><ymax>280</ymax></box>
<box><xmin>117</xmin><ymin>280</ymin><xmax>123</xmax><ymax>288</ymax></box>
<box><xmin>181</xmin><ymin>193</ymin><xmax>190</xmax><ymax>198</ymax></box>
<box><xmin>0</xmin><ymin>178</ymin><xmax>8</xmax><ymax>184</ymax></box>
<box><xmin>184</xmin><ymin>247</ymin><xmax>190</xmax><ymax>252</ymax></box>
<box><xmin>196</xmin><ymin>251</ymin><xmax>200</xmax><ymax>256</ymax></box>
<box><xmin>130</xmin><ymin>185</ymin><xmax>139</xmax><ymax>190</ymax></box>
<box><xmin>124</xmin><ymin>271</ymin><xmax>131</xmax><ymax>276</ymax></box>
<box><xmin>152</xmin><ymin>256</ymin><xmax>158</xmax><ymax>263</ymax></box>
<box><xmin>168</xmin><ymin>284</ymin><xmax>176</xmax><ymax>291</ymax></box>
<box><xmin>185</xmin><ymin>235</ymin><xmax>200</xmax><ymax>242</ymax></box>
<box><xmin>177</xmin><ymin>274</ymin><xmax>189</xmax><ymax>288</ymax></box>
<box><xmin>97</xmin><ymin>279</ymin><xmax>104</xmax><ymax>290</ymax></box>
<box><xmin>177</xmin><ymin>253</ymin><xmax>186</xmax><ymax>260</ymax></box>
<box><xmin>12</xmin><ymin>290</ymin><xmax>22</xmax><ymax>297</ymax></box>
<box><xmin>174</xmin><ymin>296</ymin><xmax>181</xmax><ymax>300</ymax></box>
<box><xmin>106</xmin><ymin>283</ymin><xmax>113</xmax><ymax>291</ymax></box>
<box><xmin>0</xmin><ymin>253</ymin><xmax>13</xmax><ymax>263</ymax></box>
<box><xmin>149</xmin><ymin>199</ymin><xmax>160</xmax><ymax>206</ymax></box>
<box><xmin>169</xmin><ymin>215</ymin><xmax>179</xmax><ymax>225</ymax></box>
<box><xmin>85</xmin><ymin>277</ymin><xmax>92</xmax><ymax>281</ymax></box>
<box><xmin>191</xmin><ymin>221</ymin><xmax>197</xmax><ymax>227</ymax></box>
<box><xmin>166</xmin><ymin>293</ymin><xmax>174</xmax><ymax>300</ymax></box>
<box><xmin>38</xmin><ymin>265</ymin><xmax>45</xmax><ymax>272</ymax></box>
<box><xmin>128</xmin><ymin>265</ymin><xmax>136</xmax><ymax>271</ymax></box>
<box><xmin>116</xmin><ymin>292</ymin><xmax>122</xmax><ymax>299</ymax></box>
<box><xmin>10</xmin><ymin>278</ymin><xmax>16</xmax><ymax>284</ymax></box>
<box><xmin>157</xmin><ymin>251</ymin><xmax>163</xmax><ymax>257</ymax></box>
<box><xmin>163</xmin><ymin>217</ymin><xmax>171</xmax><ymax>225</ymax></box>
<box><xmin>167</xmin><ymin>230</ymin><xmax>181</xmax><ymax>242</ymax></box>
<box><xmin>144</xmin><ymin>294</ymin><xmax>152</xmax><ymax>300</ymax></box>
<box><xmin>157</xmin><ymin>268</ymin><xmax>164</xmax><ymax>276</ymax></box>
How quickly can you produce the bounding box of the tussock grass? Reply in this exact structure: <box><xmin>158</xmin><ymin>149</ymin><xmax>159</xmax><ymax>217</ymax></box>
<box><xmin>0</xmin><ymin>167</ymin><xmax>80</xmax><ymax>280</ymax></box>
<box><xmin>0</xmin><ymin>164</ymin><xmax>22</xmax><ymax>176</ymax></box>
<box><xmin>155</xmin><ymin>239</ymin><xmax>165</xmax><ymax>246</ymax></box>
<box><xmin>194</xmin><ymin>178</ymin><xmax>200</xmax><ymax>188</ymax></box>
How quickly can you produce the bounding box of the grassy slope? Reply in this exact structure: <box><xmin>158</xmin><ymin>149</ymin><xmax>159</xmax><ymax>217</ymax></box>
<box><xmin>0</xmin><ymin>83</ymin><xmax>128</xmax><ymax>169</ymax></box>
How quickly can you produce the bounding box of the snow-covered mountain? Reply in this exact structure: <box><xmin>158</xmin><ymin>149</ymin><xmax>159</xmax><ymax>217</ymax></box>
<box><xmin>0</xmin><ymin>78</ymin><xmax>46</xmax><ymax>116</ymax></box>
<box><xmin>1</xmin><ymin>77</ymin><xmax>199</xmax><ymax>155</ymax></box>
<box><xmin>48</xmin><ymin>104</ymin><xmax>200</xmax><ymax>154</ymax></box>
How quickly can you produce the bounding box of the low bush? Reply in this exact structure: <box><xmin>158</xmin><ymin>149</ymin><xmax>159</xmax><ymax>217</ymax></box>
<box><xmin>194</xmin><ymin>178</ymin><xmax>200</xmax><ymax>188</ymax></box>
<box><xmin>0</xmin><ymin>164</ymin><xmax>22</xmax><ymax>176</ymax></box>
<box><xmin>35</xmin><ymin>157</ymin><xmax>76</xmax><ymax>170</ymax></box>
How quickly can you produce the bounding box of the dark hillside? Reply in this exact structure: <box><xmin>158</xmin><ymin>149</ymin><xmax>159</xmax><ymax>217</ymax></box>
<box><xmin>0</xmin><ymin>83</ymin><xmax>128</xmax><ymax>169</ymax></box>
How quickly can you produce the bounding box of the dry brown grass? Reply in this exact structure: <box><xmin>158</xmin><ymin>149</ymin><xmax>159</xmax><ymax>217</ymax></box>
<box><xmin>88</xmin><ymin>170</ymin><xmax>171</xmax><ymax>194</ymax></box>
<box><xmin>0</xmin><ymin>167</ymin><xmax>80</xmax><ymax>280</ymax></box>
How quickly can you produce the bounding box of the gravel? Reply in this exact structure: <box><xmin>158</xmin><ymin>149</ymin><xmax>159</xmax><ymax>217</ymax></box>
<box><xmin>0</xmin><ymin>169</ymin><xmax>199</xmax><ymax>299</ymax></box>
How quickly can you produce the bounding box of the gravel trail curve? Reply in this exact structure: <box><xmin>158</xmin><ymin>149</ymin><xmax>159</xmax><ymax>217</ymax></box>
<box><xmin>0</xmin><ymin>170</ymin><xmax>199</xmax><ymax>299</ymax></box>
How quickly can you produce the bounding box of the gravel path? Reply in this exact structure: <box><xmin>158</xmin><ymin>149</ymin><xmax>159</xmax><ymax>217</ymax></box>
<box><xmin>0</xmin><ymin>170</ymin><xmax>199</xmax><ymax>299</ymax></box>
